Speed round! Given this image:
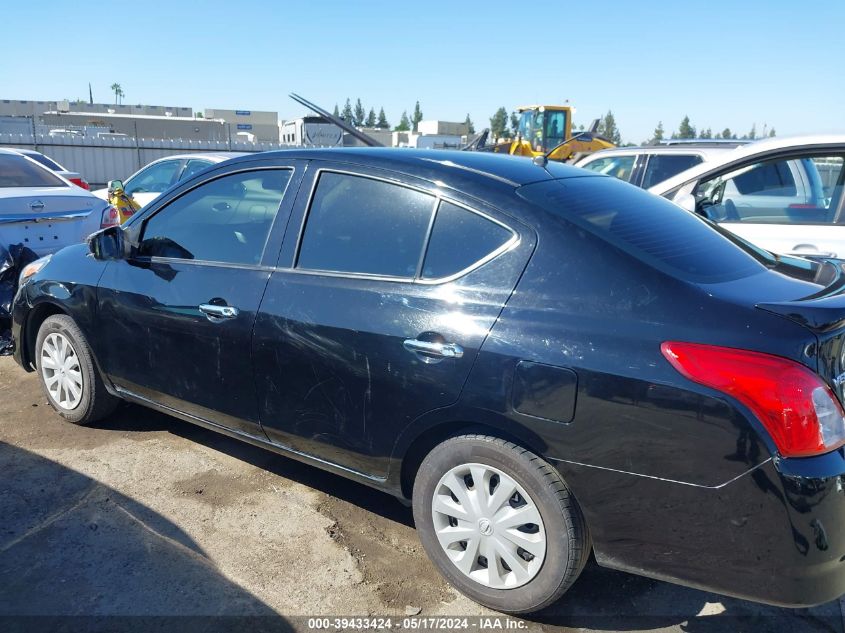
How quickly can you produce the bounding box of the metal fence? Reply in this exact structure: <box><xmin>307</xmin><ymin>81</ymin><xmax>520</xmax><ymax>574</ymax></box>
<box><xmin>0</xmin><ymin>132</ymin><xmax>290</xmax><ymax>188</ymax></box>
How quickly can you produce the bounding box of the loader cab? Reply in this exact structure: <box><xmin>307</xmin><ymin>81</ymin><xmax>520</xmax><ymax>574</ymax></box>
<box><xmin>516</xmin><ymin>106</ymin><xmax>572</xmax><ymax>153</ymax></box>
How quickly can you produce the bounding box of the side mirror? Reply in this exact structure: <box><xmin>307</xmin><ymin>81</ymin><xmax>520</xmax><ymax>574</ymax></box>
<box><xmin>88</xmin><ymin>226</ymin><xmax>126</xmax><ymax>260</ymax></box>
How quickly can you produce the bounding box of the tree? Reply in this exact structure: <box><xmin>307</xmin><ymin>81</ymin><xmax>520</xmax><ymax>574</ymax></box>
<box><xmin>332</xmin><ymin>104</ymin><xmax>340</xmax><ymax>118</ymax></box>
<box><xmin>377</xmin><ymin>107</ymin><xmax>389</xmax><ymax>129</ymax></box>
<box><xmin>490</xmin><ymin>107</ymin><xmax>509</xmax><ymax>140</ymax></box>
<box><xmin>769</xmin><ymin>127</ymin><xmax>776</xmax><ymax>138</ymax></box>
<box><xmin>341</xmin><ymin>99</ymin><xmax>353</xmax><ymax>122</ymax></box>
<box><xmin>395</xmin><ymin>111</ymin><xmax>411</xmax><ymax>132</ymax></box>
<box><xmin>677</xmin><ymin>115</ymin><xmax>695</xmax><ymax>139</ymax></box>
<box><xmin>721</xmin><ymin>127</ymin><xmax>732</xmax><ymax>139</ymax></box>
<box><xmin>650</xmin><ymin>121</ymin><xmax>665</xmax><ymax>144</ymax></box>
<box><xmin>700</xmin><ymin>127</ymin><xmax>712</xmax><ymax>139</ymax></box>
<box><xmin>353</xmin><ymin>99</ymin><xmax>366</xmax><ymax>127</ymax></box>
<box><xmin>110</xmin><ymin>83</ymin><xmax>123</xmax><ymax>105</ymax></box>
<box><xmin>510</xmin><ymin>112</ymin><xmax>519</xmax><ymax>136</ymax></box>
<box><xmin>411</xmin><ymin>101</ymin><xmax>423</xmax><ymax>132</ymax></box>
<box><xmin>464</xmin><ymin>113</ymin><xmax>475</xmax><ymax>135</ymax></box>
<box><xmin>598</xmin><ymin>110</ymin><xmax>622</xmax><ymax>145</ymax></box>
<box><xmin>365</xmin><ymin>108</ymin><xmax>376</xmax><ymax>128</ymax></box>
<box><xmin>746</xmin><ymin>123</ymin><xmax>757</xmax><ymax>140</ymax></box>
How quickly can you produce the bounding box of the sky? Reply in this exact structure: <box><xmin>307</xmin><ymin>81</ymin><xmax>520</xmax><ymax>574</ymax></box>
<box><xmin>2</xmin><ymin>0</ymin><xmax>842</xmax><ymax>143</ymax></box>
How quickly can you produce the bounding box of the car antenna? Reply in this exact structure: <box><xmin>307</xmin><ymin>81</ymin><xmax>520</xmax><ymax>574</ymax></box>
<box><xmin>288</xmin><ymin>93</ymin><xmax>384</xmax><ymax>148</ymax></box>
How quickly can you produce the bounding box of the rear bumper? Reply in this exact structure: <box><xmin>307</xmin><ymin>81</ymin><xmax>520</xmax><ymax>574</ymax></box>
<box><xmin>557</xmin><ymin>450</ymin><xmax>845</xmax><ymax>607</ymax></box>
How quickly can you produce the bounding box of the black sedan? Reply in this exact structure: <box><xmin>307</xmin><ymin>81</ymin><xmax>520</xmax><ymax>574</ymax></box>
<box><xmin>10</xmin><ymin>148</ymin><xmax>845</xmax><ymax>613</ymax></box>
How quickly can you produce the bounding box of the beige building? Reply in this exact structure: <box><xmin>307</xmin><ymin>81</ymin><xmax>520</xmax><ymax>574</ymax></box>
<box><xmin>204</xmin><ymin>108</ymin><xmax>279</xmax><ymax>143</ymax></box>
<box><xmin>41</xmin><ymin>111</ymin><xmax>229</xmax><ymax>142</ymax></box>
<box><xmin>417</xmin><ymin>120</ymin><xmax>469</xmax><ymax>136</ymax></box>
<box><xmin>0</xmin><ymin>99</ymin><xmax>192</xmax><ymax>118</ymax></box>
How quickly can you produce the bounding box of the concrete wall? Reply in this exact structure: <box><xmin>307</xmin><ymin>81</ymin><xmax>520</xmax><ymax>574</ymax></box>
<box><xmin>0</xmin><ymin>133</ymin><xmax>286</xmax><ymax>188</ymax></box>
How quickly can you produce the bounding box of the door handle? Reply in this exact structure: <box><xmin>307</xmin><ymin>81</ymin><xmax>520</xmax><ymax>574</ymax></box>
<box><xmin>199</xmin><ymin>303</ymin><xmax>239</xmax><ymax>320</ymax></box>
<box><xmin>403</xmin><ymin>338</ymin><xmax>464</xmax><ymax>359</ymax></box>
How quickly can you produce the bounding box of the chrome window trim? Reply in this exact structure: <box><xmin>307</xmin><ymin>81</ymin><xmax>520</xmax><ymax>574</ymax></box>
<box><xmin>137</xmin><ymin>165</ymin><xmax>295</xmax><ymax>267</ymax></box>
<box><xmin>291</xmin><ymin>167</ymin><xmax>520</xmax><ymax>285</ymax></box>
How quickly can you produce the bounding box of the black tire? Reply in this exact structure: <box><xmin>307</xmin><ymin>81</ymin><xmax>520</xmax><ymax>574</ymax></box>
<box><xmin>412</xmin><ymin>434</ymin><xmax>590</xmax><ymax>614</ymax></box>
<box><xmin>35</xmin><ymin>314</ymin><xmax>118</xmax><ymax>425</ymax></box>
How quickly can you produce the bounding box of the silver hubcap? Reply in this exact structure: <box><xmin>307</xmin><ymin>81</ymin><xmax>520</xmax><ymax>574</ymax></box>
<box><xmin>40</xmin><ymin>332</ymin><xmax>83</xmax><ymax>410</ymax></box>
<box><xmin>431</xmin><ymin>463</ymin><xmax>546</xmax><ymax>589</ymax></box>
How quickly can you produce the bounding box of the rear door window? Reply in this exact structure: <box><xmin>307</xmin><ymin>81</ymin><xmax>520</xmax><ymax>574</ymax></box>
<box><xmin>179</xmin><ymin>159</ymin><xmax>213</xmax><ymax>182</ymax></box>
<box><xmin>641</xmin><ymin>154</ymin><xmax>703</xmax><ymax>189</ymax></box>
<box><xmin>421</xmin><ymin>202</ymin><xmax>515</xmax><ymax>279</ymax></box>
<box><xmin>296</xmin><ymin>172</ymin><xmax>435</xmax><ymax>277</ymax></box>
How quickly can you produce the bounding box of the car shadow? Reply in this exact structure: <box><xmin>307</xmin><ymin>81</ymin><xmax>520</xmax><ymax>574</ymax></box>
<box><xmin>93</xmin><ymin>404</ymin><xmax>843</xmax><ymax>633</ymax></box>
<box><xmin>0</xmin><ymin>439</ymin><xmax>292</xmax><ymax>632</ymax></box>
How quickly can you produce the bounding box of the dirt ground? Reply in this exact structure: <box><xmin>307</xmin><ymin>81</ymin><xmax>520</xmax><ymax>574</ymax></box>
<box><xmin>1</xmin><ymin>356</ymin><xmax>843</xmax><ymax>632</ymax></box>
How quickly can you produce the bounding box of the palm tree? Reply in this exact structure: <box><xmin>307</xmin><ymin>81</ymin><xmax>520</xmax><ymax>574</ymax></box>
<box><xmin>110</xmin><ymin>83</ymin><xmax>123</xmax><ymax>105</ymax></box>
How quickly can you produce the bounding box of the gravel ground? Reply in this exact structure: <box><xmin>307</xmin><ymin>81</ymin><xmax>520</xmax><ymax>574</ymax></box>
<box><xmin>1</xmin><ymin>356</ymin><xmax>842</xmax><ymax>632</ymax></box>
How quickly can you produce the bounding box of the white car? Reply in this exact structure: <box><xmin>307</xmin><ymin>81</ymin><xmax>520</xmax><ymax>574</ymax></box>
<box><xmin>0</xmin><ymin>149</ymin><xmax>113</xmax><ymax>257</ymax></box>
<box><xmin>575</xmin><ymin>142</ymin><xmax>744</xmax><ymax>189</ymax></box>
<box><xmin>92</xmin><ymin>152</ymin><xmax>245</xmax><ymax>208</ymax></box>
<box><xmin>649</xmin><ymin>135</ymin><xmax>845</xmax><ymax>258</ymax></box>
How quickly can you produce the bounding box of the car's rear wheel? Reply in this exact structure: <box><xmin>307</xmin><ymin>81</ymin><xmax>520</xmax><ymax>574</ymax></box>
<box><xmin>412</xmin><ymin>434</ymin><xmax>589</xmax><ymax>614</ymax></box>
<box><xmin>36</xmin><ymin>314</ymin><xmax>118</xmax><ymax>425</ymax></box>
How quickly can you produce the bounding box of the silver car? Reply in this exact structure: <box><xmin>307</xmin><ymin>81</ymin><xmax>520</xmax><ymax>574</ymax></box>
<box><xmin>0</xmin><ymin>149</ymin><xmax>112</xmax><ymax>257</ymax></box>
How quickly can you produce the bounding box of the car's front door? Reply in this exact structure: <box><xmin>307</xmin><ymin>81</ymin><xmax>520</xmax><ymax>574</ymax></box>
<box><xmin>252</xmin><ymin>166</ymin><xmax>535</xmax><ymax>477</ymax></box>
<box><xmin>688</xmin><ymin>153</ymin><xmax>845</xmax><ymax>257</ymax></box>
<box><xmin>96</xmin><ymin>160</ymin><xmax>303</xmax><ymax>436</ymax></box>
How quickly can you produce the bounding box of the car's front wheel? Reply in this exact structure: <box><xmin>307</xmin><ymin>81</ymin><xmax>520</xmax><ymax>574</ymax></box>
<box><xmin>412</xmin><ymin>434</ymin><xmax>590</xmax><ymax>614</ymax></box>
<box><xmin>35</xmin><ymin>314</ymin><xmax>118</xmax><ymax>425</ymax></box>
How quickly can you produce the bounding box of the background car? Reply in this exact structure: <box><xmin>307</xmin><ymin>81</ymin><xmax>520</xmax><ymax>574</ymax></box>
<box><xmin>650</xmin><ymin>135</ymin><xmax>845</xmax><ymax>257</ymax></box>
<box><xmin>92</xmin><ymin>152</ymin><xmax>245</xmax><ymax>208</ymax></box>
<box><xmin>575</xmin><ymin>141</ymin><xmax>744</xmax><ymax>189</ymax></box>
<box><xmin>11</xmin><ymin>148</ymin><xmax>90</xmax><ymax>190</ymax></box>
<box><xmin>0</xmin><ymin>148</ymin><xmax>114</xmax><ymax>257</ymax></box>
<box><xmin>13</xmin><ymin>149</ymin><xmax>845</xmax><ymax>614</ymax></box>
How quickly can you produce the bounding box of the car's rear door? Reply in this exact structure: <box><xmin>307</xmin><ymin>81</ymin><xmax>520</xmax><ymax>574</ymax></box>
<box><xmin>96</xmin><ymin>158</ymin><xmax>304</xmax><ymax>437</ymax></box>
<box><xmin>252</xmin><ymin>165</ymin><xmax>535</xmax><ymax>477</ymax></box>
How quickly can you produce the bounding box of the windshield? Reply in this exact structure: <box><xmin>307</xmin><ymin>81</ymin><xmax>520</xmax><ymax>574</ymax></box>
<box><xmin>519</xmin><ymin>177</ymin><xmax>774</xmax><ymax>283</ymax></box>
<box><xmin>0</xmin><ymin>153</ymin><xmax>66</xmax><ymax>188</ymax></box>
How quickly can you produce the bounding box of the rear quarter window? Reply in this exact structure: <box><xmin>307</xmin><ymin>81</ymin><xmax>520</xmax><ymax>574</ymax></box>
<box><xmin>518</xmin><ymin>177</ymin><xmax>770</xmax><ymax>283</ymax></box>
<box><xmin>641</xmin><ymin>154</ymin><xmax>703</xmax><ymax>189</ymax></box>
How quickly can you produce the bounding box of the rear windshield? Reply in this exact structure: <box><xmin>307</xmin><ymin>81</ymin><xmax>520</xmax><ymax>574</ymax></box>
<box><xmin>0</xmin><ymin>153</ymin><xmax>65</xmax><ymax>188</ymax></box>
<box><xmin>22</xmin><ymin>152</ymin><xmax>63</xmax><ymax>172</ymax></box>
<box><xmin>518</xmin><ymin>177</ymin><xmax>772</xmax><ymax>283</ymax></box>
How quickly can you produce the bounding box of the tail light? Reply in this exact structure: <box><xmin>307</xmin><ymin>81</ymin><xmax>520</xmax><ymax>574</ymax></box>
<box><xmin>69</xmin><ymin>177</ymin><xmax>90</xmax><ymax>190</ymax></box>
<box><xmin>100</xmin><ymin>205</ymin><xmax>120</xmax><ymax>228</ymax></box>
<box><xmin>661</xmin><ymin>342</ymin><xmax>845</xmax><ymax>458</ymax></box>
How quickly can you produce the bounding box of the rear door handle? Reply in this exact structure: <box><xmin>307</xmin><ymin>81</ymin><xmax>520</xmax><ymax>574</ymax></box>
<box><xmin>199</xmin><ymin>303</ymin><xmax>239</xmax><ymax>320</ymax></box>
<box><xmin>403</xmin><ymin>338</ymin><xmax>464</xmax><ymax>359</ymax></box>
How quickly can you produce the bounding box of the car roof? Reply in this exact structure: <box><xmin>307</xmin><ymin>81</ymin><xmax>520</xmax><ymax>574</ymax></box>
<box><xmin>147</xmin><ymin>151</ymin><xmax>248</xmax><ymax>164</ymax></box>
<box><xmin>226</xmin><ymin>147</ymin><xmax>592</xmax><ymax>188</ymax></box>
<box><xmin>649</xmin><ymin>134</ymin><xmax>845</xmax><ymax>194</ymax></box>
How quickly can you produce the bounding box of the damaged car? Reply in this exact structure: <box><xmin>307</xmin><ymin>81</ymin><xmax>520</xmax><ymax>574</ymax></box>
<box><xmin>10</xmin><ymin>148</ymin><xmax>845</xmax><ymax>613</ymax></box>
